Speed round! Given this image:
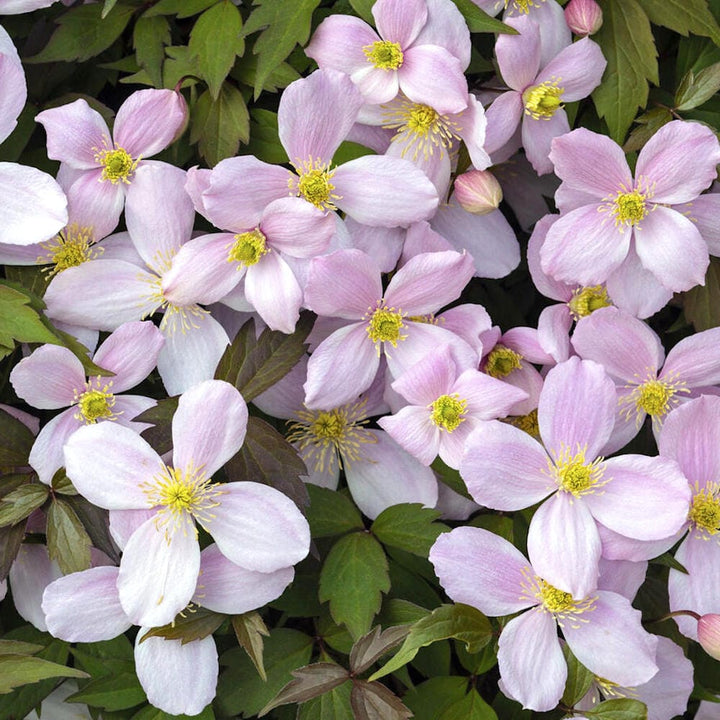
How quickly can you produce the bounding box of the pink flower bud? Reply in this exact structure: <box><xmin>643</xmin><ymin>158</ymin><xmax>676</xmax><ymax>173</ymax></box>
<box><xmin>564</xmin><ymin>0</ymin><xmax>603</xmax><ymax>36</ymax></box>
<box><xmin>454</xmin><ymin>169</ymin><xmax>503</xmax><ymax>215</ymax></box>
<box><xmin>698</xmin><ymin>614</ymin><xmax>720</xmax><ymax>661</ymax></box>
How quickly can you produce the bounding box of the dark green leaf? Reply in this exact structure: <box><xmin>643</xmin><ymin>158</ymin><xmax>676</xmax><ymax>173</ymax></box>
<box><xmin>370</xmin><ymin>604</ymin><xmax>492</xmax><ymax>681</ymax></box>
<box><xmin>67</xmin><ymin>672</ymin><xmax>146</xmax><ymax>711</ymax></box>
<box><xmin>271</xmin><ymin>557</ymin><xmax>322</xmax><ymax>617</ymax></box>
<box><xmin>190</xmin><ymin>84</ymin><xmax>250</xmax><ymax>166</ymax></box>
<box><xmin>140</xmin><ymin>607</ymin><xmax>225</xmax><ymax>645</ymax></box>
<box><xmin>232</xmin><ymin>611</ymin><xmax>270</xmax><ymax>681</ymax></box>
<box><xmin>143</xmin><ymin>0</ymin><xmax>220</xmax><ymax>18</ymax></box>
<box><xmin>102</xmin><ymin>0</ymin><xmax>119</xmax><ymax>18</ymax></box>
<box><xmin>137</xmin><ymin>396</ymin><xmax>179</xmax><ymax>457</ymax></box>
<box><xmin>431</xmin><ymin>457</ymin><xmax>472</xmax><ymax>500</ymax></box>
<box><xmin>348</xmin><ymin>0</ymin><xmax>374</xmax><ymax>24</ymax></box>
<box><xmin>51</xmin><ymin>470</ymin><xmax>78</xmax><ymax>496</ymax></box>
<box><xmin>134</xmin><ymin>15</ymin><xmax>171</xmax><ymax>88</ymax></box>
<box><xmin>162</xmin><ymin>45</ymin><xmax>202</xmax><ymax>89</ymax></box>
<box><xmin>0</xmin><ymin>284</ymin><xmax>60</xmax><ymax>357</ymax></box>
<box><xmin>190</xmin><ymin>2</ymin><xmax>244</xmax><ymax>99</ymax></box>
<box><xmin>216</xmin><ymin>628</ymin><xmax>313</xmax><ymax>717</ymax></box>
<box><xmin>319</xmin><ymin>532</ymin><xmax>390</xmax><ymax>640</ymax></box>
<box><xmin>215</xmin><ymin>314</ymin><xmax>313</xmax><ymax>401</ymax></box>
<box><xmin>349</xmin><ymin>625</ymin><xmax>411</xmax><ymax>675</ymax></box>
<box><xmin>378</xmin><ymin>599</ymin><xmax>430</xmax><ymax>627</ymax></box>
<box><xmin>232</xmin><ymin>56</ymin><xmax>300</xmax><ymax>94</ymax></box>
<box><xmin>0</xmin><ymin>484</ymin><xmax>49</xmax><ymax>528</ymax></box>
<box><xmin>582</xmin><ymin>698</ymin><xmax>648</xmax><ymax>719</ymax></box>
<box><xmin>71</xmin><ymin>636</ymin><xmax>135</xmax><ymax>678</ymax></box>
<box><xmin>0</xmin><ymin>656</ymin><xmax>88</xmax><ymax>694</ymax></box>
<box><xmin>403</xmin><ymin>676</ymin><xmax>469</xmax><ymax>720</ymax></box>
<box><xmin>248</xmin><ymin>108</ymin><xmax>287</xmax><ymax>164</ymax></box>
<box><xmin>225</xmin><ymin>416</ymin><xmax>309</xmax><ymax>511</ymax></box>
<box><xmin>371</xmin><ymin>503</ymin><xmax>448</xmax><ymax>557</ymax></box>
<box><xmin>455</xmin><ymin>637</ymin><xmax>498</xmax><ymax>675</ymax></box>
<box><xmin>683</xmin><ymin>256</ymin><xmax>720</xmax><ymax>330</ymax></box>
<box><xmin>241</xmin><ymin>0</ymin><xmax>321</xmax><ymax>99</ymax></box>
<box><xmin>676</xmin><ymin>61</ymin><xmax>720</xmax><ymax>110</ymax></box>
<box><xmin>350</xmin><ymin>679</ymin><xmax>413</xmax><ymax>720</ymax></box>
<box><xmin>623</xmin><ymin>107</ymin><xmax>673</xmax><ymax>152</ymax></box>
<box><xmin>651</xmin><ymin>551</ymin><xmax>689</xmax><ymax>573</ymax></box>
<box><xmin>0</xmin><ymin>640</ymin><xmax>43</xmax><ymax>656</ymax></box>
<box><xmin>46</xmin><ymin>498</ymin><xmax>92</xmax><ymax>575</ymax></box>
<box><xmin>451</xmin><ymin>0</ymin><xmax>517</xmax><ymax>33</ymax></box>
<box><xmin>439</xmin><ymin>688</ymin><xmax>497</xmax><ymax>720</ymax></box>
<box><xmin>27</xmin><ymin>3</ymin><xmax>135</xmax><ymax>64</ymax></box>
<box><xmin>306</xmin><ymin>485</ymin><xmax>364</xmax><ymax>538</ymax></box>
<box><xmin>259</xmin><ymin>662</ymin><xmax>349</xmax><ymax>715</ymax></box>
<box><xmin>63</xmin><ymin>495</ymin><xmax>120</xmax><ymax>564</ymax></box>
<box><xmin>592</xmin><ymin>0</ymin><xmax>659</xmax><ymax>143</ymax></box>
<box><xmin>561</xmin><ymin>644</ymin><xmax>595</xmax><ymax>706</ymax></box>
<box><xmin>0</xmin><ymin>522</ymin><xmax>25</xmax><ymax>581</ymax></box>
<box><xmin>0</xmin><ymin>407</ymin><xmax>35</xmax><ymax>467</ymax></box>
<box><xmin>636</xmin><ymin>0</ymin><xmax>720</xmax><ymax>45</ymax></box>
<box><xmin>298</xmin><ymin>681</ymin><xmax>353</xmax><ymax>720</ymax></box>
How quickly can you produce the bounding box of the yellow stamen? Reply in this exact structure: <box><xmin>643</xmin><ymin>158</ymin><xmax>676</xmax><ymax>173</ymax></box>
<box><xmin>485</xmin><ymin>345</ymin><xmax>522</xmax><ymax>379</ymax></box>
<box><xmin>620</xmin><ymin>370</ymin><xmax>689</xmax><ymax>427</ymax></box>
<box><xmin>228</xmin><ymin>228</ymin><xmax>268</xmax><ymax>267</ymax></box>
<box><xmin>499</xmin><ymin>0</ymin><xmax>546</xmax><ymax>13</ymax></box>
<box><xmin>94</xmin><ymin>144</ymin><xmax>139</xmax><ymax>184</ymax></box>
<box><xmin>599</xmin><ymin>178</ymin><xmax>656</xmax><ymax>232</ymax></box>
<box><xmin>688</xmin><ymin>482</ymin><xmax>720</xmax><ymax>536</ymax></box>
<box><xmin>523</xmin><ymin>80</ymin><xmax>564</xmax><ymax>119</ymax></box>
<box><xmin>365</xmin><ymin>302</ymin><xmax>407</xmax><ymax>350</ymax></box>
<box><xmin>568</xmin><ymin>285</ymin><xmax>612</xmax><ymax>319</ymax></box>
<box><xmin>38</xmin><ymin>224</ymin><xmax>101</xmax><ymax>276</ymax></box>
<box><xmin>519</xmin><ymin>568</ymin><xmax>596</xmax><ymax>628</ymax></box>
<box><xmin>363</xmin><ymin>40</ymin><xmax>404</xmax><ymax>70</ymax></box>
<box><xmin>552</xmin><ymin>445</ymin><xmax>606</xmax><ymax>497</ymax></box>
<box><xmin>507</xmin><ymin>408</ymin><xmax>540</xmax><ymax>438</ymax></box>
<box><xmin>73</xmin><ymin>379</ymin><xmax>119</xmax><ymax>424</ymax></box>
<box><xmin>430</xmin><ymin>394</ymin><xmax>467</xmax><ymax>432</ymax></box>
<box><xmin>290</xmin><ymin>157</ymin><xmax>339</xmax><ymax>211</ymax></box>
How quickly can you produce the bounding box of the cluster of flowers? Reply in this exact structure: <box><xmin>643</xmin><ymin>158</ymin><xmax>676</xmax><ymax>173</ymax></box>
<box><xmin>1</xmin><ymin>0</ymin><xmax>720</xmax><ymax>716</ymax></box>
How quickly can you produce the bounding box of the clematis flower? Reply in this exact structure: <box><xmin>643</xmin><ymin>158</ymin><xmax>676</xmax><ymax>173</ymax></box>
<box><xmin>429</xmin><ymin>526</ymin><xmax>659</xmax><ymax>711</ymax></box>
<box><xmin>63</xmin><ymin>379</ymin><xmax>310</xmax><ymax>627</ymax></box>
<box><xmin>541</xmin><ymin>121</ymin><xmax>720</xmax><ymax>292</ymax></box>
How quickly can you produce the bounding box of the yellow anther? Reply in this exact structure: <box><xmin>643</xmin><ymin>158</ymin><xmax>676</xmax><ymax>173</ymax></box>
<box><xmin>365</xmin><ymin>304</ymin><xmax>407</xmax><ymax>348</ymax></box>
<box><xmin>485</xmin><ymin>345</ymin><xmax>522</xmax><ymax>379</ymax></box>
<box><xmin>523</xmin><ymin>80</ymin><xmax>564</xmax><ymax>119</ymax></box>
<box><xmin>430</xmin><ymin>394</ymin><xmax>467</xmax><ymax>432</ymax></box>
<box><xmin>94</xmin><ymin>145</ymin><xmax>139</xmax><ymax>184</ymax></box>
<box><xmin>568</xmin><ymin>286</ymin><xmax>612</xmax><ymax>319</ymax></box>
<box><xmin>228</xmin><ymin>228</ymin><xmax>268</xmax><ymax>267</ymax></box>
<box><xmin>363</xmin><ymin>40</ymin><xmax>404</xmax><ymax>70</ymax></box>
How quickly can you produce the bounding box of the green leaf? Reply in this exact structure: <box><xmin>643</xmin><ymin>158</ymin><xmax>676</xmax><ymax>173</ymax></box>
<box><xmin>349</xmin><ymin>625</ymin><xmax>411</xmax><ymax>675</ymax></box>
<box><xmin>592</xmin><ymin>0</ymin><xmax>659</xmax><ymax>143</ymax></box>
<box><xmin>676</xmin><ymin>61</ymin><xmax>720</xmax><ymax>110</ymax></box>
<box><xmin>0</xmin><ymin>522</ymin><xmax>25</xmax><ymax>581</ymax></box>
<box><xmin>46</xmin><ymin>498</ymin><xmax>92</xmax><ymax>575</ymax></box>
<box><xmin>63</xmin><ymin>494</ymin><xmax>120</xmax><ymax>564</ymax></box>
<box><xmin>259</xmin><ymin>663</ymin><xmax>350</xmax><ymax>715</ymax></box>
<box><xmin>102</xmin><ymin>0</ymin><xmax>119</xmax><ymax>18</ymax></box>
<box><xmin>0</xmin><ymin>284</ymin><xmax>61</xmax><ymax>357</ymax></box>
<box><xmin>134</xmin><ymin>15</ymin><xmax>171</xmax><ymax>88</ymax></box>
<box><xmin>431</xmin><ymin>457</ymin><xmax>472</xmax><ymax>500</ymax></box>
<box><xmin>190</xmin><ymin>84</ymin><xmax>249</xmax><ymax>166</ymax></box>
<box><xmin>67</xmin><ymin>672</ymin><xmax>146</xmax><ymax>711</ymax></box>
<box><xmin>232</xmin><ymin>56</ymin><xmax>300</xmax><ymax>94</ymax></box>
<box><xmin>71</xmin><ymin>636</ymin><xmax>135</xmax><ymax>678</ymax></box>
<box><xmin>306</xmin><ymin>485</ymin><xmax>364</xmax><ymax>538</ymax></box>
<box><xmin>350</xmin><ymin>679</ymin><xmax>413</xmax><ymax>720</ymax></box>
<box><xmin>683</xmin><ymin>256</ymin><xmax>720</xmax><ymax>330</ymax></box>
<box><xmin>451</xmin><ymin>0</ymin><xmax>517</xmax><ymax>33</ymax></box>
<box><xmin>131</xmin><ymin>704</ymin><xmax>215</xmax><ymax>719</ymax></box>
<box><xmin>232</xmin><ymin>612</ymin><xmax>270</xmax><ymax>681</ymax></box>
<box><xmin>241</xmin><ymin>0</ymin><xmax>321</xmax><ymax>100</ymax></box>
<box><xmin>298</xmin><ymin>681</ymin><xmax>353</xmax><ymax>720</ymax></box>
<box><xmin>561</xmin><ymin>644</ymin><xmax>595</xmax><ymax>707</ymax></box>
<box><xmin>651</xmin><ymin>551</ymin><xmax>689</xmax><ymax>573</ymax></box>
<box><xmin>636</xmin><ymin>0</ymin><xmax>720</xmax><ymax>45</ymax></box>
<box><xmin>143</xmin><ymin>0</ymin><xmax>220</xmax><ymax>18</ymax></box>
<box><xmin>162</xmin><ymin>45</ymin><xmax>202</xmax><ymax>89</ymax></box>
<box><xmin>582</xmin><ymin>698</ymin><xmax>648</xmax><ymax>719</ymax></box>
<box><xmin>0</xmin><ymin>407</ymin><xmax>35</xmax><ymax>466</ymax></box>
<box><xmin>189</xmin><ymin>2</ymin><xmax>244</xmax><ymax>99</ymax></box>
<box><xmin>403</xmin><ymin>677</ymin><xmax>469</xmax><ymax>720</ymax></box>
<box><xmin>439</xmin><ymin>688</ymin><xmax>497</xmax><ymax>720</ymax></box>
<box><xmin>27</xmin><ymin>3</ymin><xmax>135</xmax><ymax>63</ymax></box>
<box><xmin>319</xmin><ymin>532</ymin><xmax>391</xmax><ymax>640</ymax></box>
<box><xmin>370</xmin><ymin>604</ymin><xmax>492</xmax><ymax>681</ymax></box>
<box><xmin>0</xmin><ymin>484</ymin><xmax>49</xmax><ymax>528</ymax></box>
<box><xmin>140</xmin><ymin>607</ymin><xmax>225</xmax><ymax>645</ymax></box>
<box><xmin>225</xmin><ymin>415</ymin><xmax>309</xmax><ymax>510</ymax></box>
<box><xmin>248</xmin><ymin>108</ymin><xmax>287</xmax><ymax>164</ymax></box>
<box><xmin>216</xmin><ymin>628</ymin><xmax>313</xmax><ymax>717</ymax></box>
<box><xmin>0</xmin><ymin>641</ymin><xmax>43</xmax><ymax>656</ymax></box>
<box><xmin>622</xmin><ymin>107</ymin><xmax>673</xmax><ymax>152</ymax></box>
<box><xmin>215</xmin><ymin>314</ymin><xmax>313</xmax><ymax>401</ymax></box>
<box><xmin>348</xmin><ymin>0</ymin><xmax>374</xmax><ymax>24</ymax></box>
<box><xmin>0</xmin><ymin>655</ymin><xmax>88</xmax><ymax>694</ymax></box>
<box><xmin>372</xmin><ymin>503</ymin><xmax>448</xmax><ymax>557</ymax></box>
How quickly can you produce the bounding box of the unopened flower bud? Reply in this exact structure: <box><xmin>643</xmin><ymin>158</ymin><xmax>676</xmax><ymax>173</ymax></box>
<box><xmin>454</xmin><ymin>170</ymin><xmax>503</xmax><ymax>215</ymax></box>
<box><xmin>564</xmin><ymin>0</ymin><xmax>603</xmax><ymax>36</ymax></box>
<box><xmin>698</xmin><ymin>614</ymin><xmax>720</xmax><ymax>661</ymax></box>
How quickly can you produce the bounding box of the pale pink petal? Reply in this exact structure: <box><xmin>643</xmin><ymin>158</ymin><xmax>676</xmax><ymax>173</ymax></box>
<box><xmin>305</xmin><ymin>15</ymin><xmax>380</xmax><ymax>75</ymax></box>
<box><xmin>522</xmin><ymin>109</ymin><xmax>570</xmax><ymax>175</ymax></box>
<box><xmin>172</xmin><ymin>380</ymin><xmax>247</xmax><ymax>477</ymax></box>
<box><xmin>516</xmin><ymin>0</ymin><xmax>571</xmax><ymax>66</ymax></box>
<box><xmin>351</xmin><ymin>64</ymin><xmax>400</xmax><ymax>105</ymax></box>
<box><xmin>64</xmin><ymin>422</ymin><xmax>162</xmax><ymax>509</ymax></box>
<box><xmin>585</xmin><ymin>455</ymin><xmax>691</xmax><ymax>540</ymax></box>
<box><xmin>597</xmin><ymin>558</ymin><xmax>647</xmax><ymax>601</ymax></box>
<box><xmin>455</xmin><ymin>370</ymin><xmax>528</xmax><ymax>419</ymax></box>
<box><xmin>9</xmin><ymin>545</ymin><xmax>62</xmax><ymax>632</ymax></box>
<box><xmin>118</xmin><ymin>514</ymin><xmax>200</xmax><ymax>626</ymax></box>
<box><xmin>113</xmin><ymin>89</ymin><xmax>186</xmax><ymax>159</ymax></box>
<box><xmin>29</xmin><ymin>409</ymin><xmax>82</xmax><ymax>486</ymax></box>
<box><xmin>634</xmin><ymin>207</ymin><xmax>708</xmax><ymax>292</ymax></box>
<box><xmin>42</xmin><ymin>567</ymin><xmax>130</xmax><ymax>642</ymax></box>
<box><xmin>391</xmin><ymin>343</ymin><xmax>456</xmax><ymax>404</ymax></box>
<box><xmin>344</xmin><ymin>430</ymin><xmax>438</xmax><ymax>519</ymax></box>
<box><xmin>279</xmin><ymin>69</ymin><xmax>363</xmax><ymax>164</ymax></box>
<box><xmin>185</xmin><ymin>165</ymin><xmax>212</xmax><ymax>218</ymax></box>
<box><xmin>538</xmin><ymin>357</ymin><xmax>616</xmax><ymax>460</ymax></box>
<box><xmin>527</xmin><ymin>492</ymin><xmax>601</xmax><ymax>598</ymax></box>
<box><xmin>496</xmin><ymin>15</ymin><xmax>541</xmax><ymax>91</ymax></box>
<box><xmin>135</xmin><ymin>633</ymin><xmax>217</xmax><ymax>717</ymax></box>
<box><xmin>304</xmin><ymin>249</ymin><xmax>381</xmax><ymax>319</ymax></box>
<box><xmin>636</xmin><ymin>121</ymin><xmax>720</xmax><ymax>204</ymax></box>
<box><xmin>203</xmin><ymin>482</ymin><xmax>310</xmax><ymax>572</ymax></box>
<box><xmin>399</xmin><ymin>45</ymin><xmax>468</xmax><ymax>114</ymax></box>
<box><xmin>563</xmin><ymin>591</ymin><xmax>658</xmax><ymax>687</ymax></box>
<box><xmin>662</xmin><ymin>327</ymin><xmax>720</xmax><ymax>388</ymax></box>
<box><xmin>598</xmin><ymin>521</ymin><xmax>684</xmax><ymax>563</ymax></box>
<box><xmin>684</xmin><ymin>193</ymin><xmax>720</xmax><ymax>255</ymax></box>
<box><xmin>413</xmin><ymin>0</ymin><xmax>471</xmax><ymax>68</ymax></box>
<box><xmin>503</xmin><ymin>326</ymin><xmax>554</xmax><ymax>365</ymax></box>
<box><xmin>439</xmin><ymin>303</ymin><xmax>493</xmax><ymax>358</ymax></box>
<box><xmin>261</xmin><ymin>197</ymin><xmax>335</xmax><ymax>257</ymax></box>
<box><xmin>245</xmin><ymin>253</ymin><xmax>303</xmax><ymax>333</ymax></box>
<box><xmin>549</xmin><ymin>128</ymin><xmax>632</xmax><ymax>197</ymax></box>
<box><xmin>537</xmin><ymin>304</ymin><xmax>573</xmax><ymax>363</ymax></box>
<box><xmin>535</xmin><ymin>37</ymin><xmax>606</xmax><ymax>100</ymax></box>
<box><xmin>454</xmin><ymin>93</ymin><xmax>490</xmax><ymax>170</ymax></box>
<box><xmin>378</xmin><ymin>405</ymin><xmax>439</xmax><ymax>465</ymax></box>
<box><xmin>0</xmin><ymin>163</ymin><xmax>68</xmax><ymax>245</ymax></box>
<box><xmin>36</xmin><ymin>99</ymin><xmax>110</xmax><ymax>169</ymax></box>
<box><xmin>483</xmin><ymin>91</ymin><xmax>524</xmax><ymax>155</ymax></box>
<box><xmin>498</xmin><ymin>610</ymin><xmax>566</xmax><ymax>712</ymax></box>
<box><xmin>346</xmin><ymin>218</ymin><xmax>404</xmax><ymax>272</ymax></box>
<box><xmin>333</xmin><ymin>155</ymin><xmax>438</xmax><ymax>227</ymax></box>
<box><xmin>429</xmin><ymin>526</ymin><xmax>535</xmax><ymax>615</ymax></box>
<box><xmin>373</xmin><ymin>0</ymin><xmax>427</xmax><ymax>47</ymax></box>
<box><xmin>10</xmin><ymin>345</ymin><xmax>84</xmax><ymax>409</ymax></box>
<box><xmin>194</xmin><ymin>544</ymin><xmax>294</xmax><ymax>614</ymax></box>
<box><xmin>113</xmin><ymin>395</ymin><xmax>157</xmax><ymax>431</ymax></box>
<box><xmin>64</xmin><ymin>167</ymin><xmax>124</xmax><ymax>237</ymax></box>
<box><xmin>460</xmin><ymin>421</ymin><xmax>554</xmax><ymax>510</ymax></box>
<box><xmin>252</xmin><ymin>355</ymin><xmax>308</xmax><ymax>420</ymax></box>
<box><xmin>156</xmin><ymin>314</ymin><xmax>230</xmax><ymax>396</ymax></box>
<box><xmin>0</xmin><ymin>26</ymin><xmax>25</xmax><ymax>144</ymax></box>
<box><xmin>109</xmin><ymin>508</ymin><xmax>158</xmax><ymax>551</ymax></box>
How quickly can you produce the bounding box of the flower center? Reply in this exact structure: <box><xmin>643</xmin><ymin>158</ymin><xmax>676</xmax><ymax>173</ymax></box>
<box><xmin>553</xmin><ymin>446</ymin><xmax>606</xmax><ymax>497</ymax></box>
<box><xmin>689</xmin><ymin>483</ymin><xmax>720</xmax><ymax>536</ymax></box>
<box><xmin>94</xmin><ymin>145</ymin><xmax>139</xmax><ymax>184</ymax></box>
<box><xmin>485</xmin><ymin>345</ymin><xmax>522</xmax><ymax>379</ymax></box>
<box><xmin>291</xmin><ymin>158</ymin><xmax>339</xmax><ymax>210</ymax></box>
<box><xmin>286</xmin><ymin>400</ymin><xmax>377</xmax><ymax>473</ymax></box>
<box><xmin>39</xmin><ymin>225</ymin><xmax>100</xmax><ymax>276</ymax></box>
<box><xmin>501</xmin><ymin>0</ymin><xmax>545</xmax><ymax>12</ymax></box>
<box><xmin>383</xmin><ymin>99</ymin><xmax>460</xmax><ymax>161</ymax></box>
<box><xmin>430</xmin><ymin>394</ymin><xmax>467</xmax><ymax>432</ymax></box>
<box><xmin>538</xmin><ymin>580</ymin><xmax>575</xmax><ymax>613</ymax></box>
<box><xmin>363</xmin><ymin>40</ymin><xmax>404</xmax><ymax>70</ymax></box>
<box><xmin>365</xmin><ymin>303</ymin><xmax>407</xmax><ymax>349</ymax></box>
<box><xmin>600</xmin><ymin>179</ymin><xmax>655</xmax><ymax>232</ymax></box>
<box><xmin>523</xmin><ymin>80</ymin><xmax>564</xmax><ymax>119</ymax></box>
<box><xmin>507</xmin><ymin>409</ymin><xmax>540</xmax><ymax>438</ymax></box>
<box><xmin>568</xmin><ymin>285</ymin><xmax>612</xmax><ymax>319</ymax></box>
<box><xmin>73</xmin><ymin>380</ymin><xmax>118</xmax><ymax>424</ymax></box>
<box><xmin>228</xmin><ymin>228</ymin><xmax>268</xmax><ymax>267</ymax></box>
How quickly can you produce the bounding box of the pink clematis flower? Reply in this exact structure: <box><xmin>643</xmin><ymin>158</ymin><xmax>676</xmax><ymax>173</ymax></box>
<box><xmin>305</xmin><ymin>0</ymin><xmax>470</xmax><ymax>113</ymax></box>
<box><xmin>429</xmin><ymin>526</ymin><xmax>659</xmax><ymax>711</ymax></box>
<box><xmin>63</xmin><ymin>380</ymin><xmax>310</xmax><ymax>627</ymax></box>
<box><xmin>542</xmin><ymin>121</ymin><xmax>720</xmax><ymax>292</ymax></box>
